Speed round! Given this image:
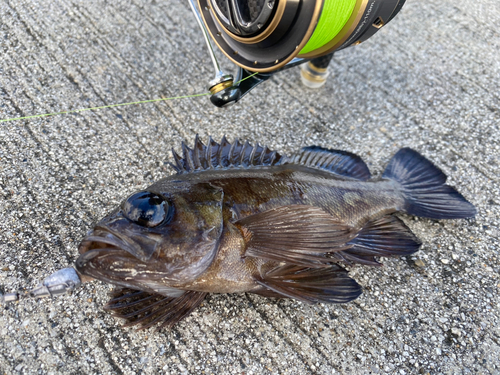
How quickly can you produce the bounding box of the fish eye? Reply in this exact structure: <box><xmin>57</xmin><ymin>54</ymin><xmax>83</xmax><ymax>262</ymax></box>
<box><xmin>121</xmin><ymin>191</ymin><xmax>170</xmax><ymax>228</ymax></box>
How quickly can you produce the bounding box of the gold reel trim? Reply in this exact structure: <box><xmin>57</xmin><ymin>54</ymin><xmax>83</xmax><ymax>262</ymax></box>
<box><xmin>199</xmin><ymin>0</ymin><xmax>325</xmax><ymax>73</ymax></box>
<box><xmin>210</xmin><ymin>0</ymin><xmax>288</xmax><ymax>45</ymax></box>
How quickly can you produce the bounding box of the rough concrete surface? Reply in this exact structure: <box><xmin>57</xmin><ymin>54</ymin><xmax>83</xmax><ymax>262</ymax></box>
<box><xmin>0</xmin><ymin>0</ymin><xmax>499</xmax><ymax>374</ymax></box>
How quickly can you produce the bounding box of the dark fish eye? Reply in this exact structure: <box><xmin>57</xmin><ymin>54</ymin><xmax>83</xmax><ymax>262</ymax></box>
<box><xmin>122</xmin><ymin>191</ymin><xmax>170</xmax><ymax>227</ymax></box>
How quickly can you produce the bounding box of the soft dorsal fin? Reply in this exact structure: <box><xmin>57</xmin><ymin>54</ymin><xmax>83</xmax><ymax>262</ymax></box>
<box><xmin>170</xmin><ymin>135</ymin><xmax>284</xmax><ymax>174</ymax></box>
<box><xmin>287</xmin><ymin>146</ymin><xmax>371</xmax><ymax>181</ymax></box>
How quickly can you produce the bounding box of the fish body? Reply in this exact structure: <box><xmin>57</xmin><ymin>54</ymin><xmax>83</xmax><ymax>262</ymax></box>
<box><xmin>76</xmin><ymin>137</ymin><xmax>475</xmax><ymax>329</ymax></box>
<box><xmin>144</xmin><ymin>166</ymin><xmax>400</xmax><ymax>292</ymax></box>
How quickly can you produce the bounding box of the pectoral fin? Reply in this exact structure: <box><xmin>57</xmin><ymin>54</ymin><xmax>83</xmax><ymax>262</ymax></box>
<box><xmin>236</xmin><ymin>205</ymin><xmax>357</xmax><ymax>268</ymax></box>
<box><xmin>255</xmin><ymin>264</ymin><xmax>362</xmax><ymax>304</ymax></box>
<box><xmin>104</xmin><ymin>288</ymin><xmax>207</xmax><ymax>330</ymax></box>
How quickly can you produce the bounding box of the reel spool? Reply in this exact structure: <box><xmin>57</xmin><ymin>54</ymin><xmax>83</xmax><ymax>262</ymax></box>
<box><xmin>199</xmin><ymin>0</ymin><xmax>407</xmax><ymax>72</ymax></box>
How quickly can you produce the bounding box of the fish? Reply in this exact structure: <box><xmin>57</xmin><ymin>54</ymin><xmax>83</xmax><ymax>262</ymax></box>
<box><xmin>75</xmin><ymin>136</ymin><xmax>476</xmax><ymax>330</ymax></box>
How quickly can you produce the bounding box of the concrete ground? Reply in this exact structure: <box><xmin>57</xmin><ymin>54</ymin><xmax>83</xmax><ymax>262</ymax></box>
<box><xmin>0</xmin><ymin>0</ymin><xmax>498</xmax><ymax>374</ymax></box>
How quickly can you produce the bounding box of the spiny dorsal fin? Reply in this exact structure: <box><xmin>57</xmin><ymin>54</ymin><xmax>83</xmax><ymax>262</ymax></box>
<box><xmin>287</xmin><ymin>146</ymin><xmax>371</xmax><ymax>181</ymax></box>
<box><xmin>170</xmin><ymin>135</ymin><xmax>284</xmax><ymax>174</ymax></box>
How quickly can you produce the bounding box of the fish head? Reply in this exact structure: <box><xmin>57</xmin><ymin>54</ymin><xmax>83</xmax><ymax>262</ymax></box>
<box><xmin>75</xmin><ymin>180</ymin><xmax>224</xmax><ymax>293</ymax></box>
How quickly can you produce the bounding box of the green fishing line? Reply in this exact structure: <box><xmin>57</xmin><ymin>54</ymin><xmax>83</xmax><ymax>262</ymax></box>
<box><xmin>300</xmin><ymin>0</ymin><xmax>356</xmax><ymax>54</ymax></box>
<box><xmin>0</xmin><ymin>73</ymin><xmax>258</xmax><ymax>123</ymax></box>
<box><xmin>0</xmin><ymin>93</ymin><xmax>211</xmax><ymax>123</ymax></box>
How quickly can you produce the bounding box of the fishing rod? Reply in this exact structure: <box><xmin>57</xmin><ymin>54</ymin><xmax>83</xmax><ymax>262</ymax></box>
<box><xmin>192</xmin><ymin>0</ymin><xmax>407</xmax><ymax>107</ymax></box>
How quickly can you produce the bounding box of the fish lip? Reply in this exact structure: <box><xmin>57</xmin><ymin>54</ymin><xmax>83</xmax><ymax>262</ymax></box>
<box><xmin>78</xmin><ymin>226</ymin><xmax>137</xmax><ymax>256</ymax></box>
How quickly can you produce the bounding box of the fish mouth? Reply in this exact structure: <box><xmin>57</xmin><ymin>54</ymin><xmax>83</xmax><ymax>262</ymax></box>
<box><xmin>76</xmin><ymin>226</ymin><xmax>191</xmax><ymax>293</ymax></box>
<box><xmin>76</xmin><ymin>227</ymin><xmax>190</xmax><ymax>298</ymax></box>
<box><xmin>76</xmin><ymin>225</ymin><xmax>155</xmax><ymax>287</ymax></box>
<box><xmin>78</xmin><ymin>226</ymin><xmax>134</xmax><ymax>255</ymax></box>
<box><xmin>78</xmin><ymin>220</ymin><xmax>162</xmax><ymax>262</ymax></box>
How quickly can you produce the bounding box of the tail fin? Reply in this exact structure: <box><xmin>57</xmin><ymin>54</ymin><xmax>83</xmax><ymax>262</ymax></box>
<box><xmin>383</xmin><ymin>148</ymin><xmax>476</xmax><ymax>219</ymax></box>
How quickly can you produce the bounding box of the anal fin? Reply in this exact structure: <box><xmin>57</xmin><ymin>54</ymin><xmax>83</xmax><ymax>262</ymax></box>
<box><xmin>255</xmin><ymin>265</ymin><xmax>362</xmax><ymax>304</ymax></box>
<box><xmin>104</xmin><ymin>288</ymin><xmax>206</xmax><ymax>330</ymax></box>
<box><xmin>336</xmin><ymin>215</ymin><xmax>422</xmax><ymax>266</ymax></box>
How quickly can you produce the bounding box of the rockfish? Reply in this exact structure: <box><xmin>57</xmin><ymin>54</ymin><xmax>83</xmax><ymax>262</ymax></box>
<box><xmin>75</xmin><ymin>136</ymin><xmax>476</xmax><ymax>330</ymax></box>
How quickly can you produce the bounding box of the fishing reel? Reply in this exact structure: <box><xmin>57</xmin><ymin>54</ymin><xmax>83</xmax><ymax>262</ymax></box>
<box><xmin>189</xmin><ymin>0</ymin><xmax>407</xmax><ymax>107</ymax></box>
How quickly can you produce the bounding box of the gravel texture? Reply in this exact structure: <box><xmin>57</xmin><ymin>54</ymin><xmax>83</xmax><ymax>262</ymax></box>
<box><xmin>0</xmin><ymin>0</ymin><xmax>499</xmax><ymax>374</ymax></box>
